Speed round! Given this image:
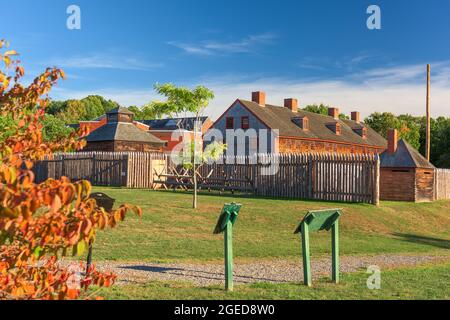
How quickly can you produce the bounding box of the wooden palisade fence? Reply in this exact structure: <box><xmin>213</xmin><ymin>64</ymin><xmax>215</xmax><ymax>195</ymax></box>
<box><xmin>192</xmin><ymin>153</ymin><xmax>380</xmax><ymax>204</ymax></box>
<box><xmin>33</xmin><ymin>152</ymin><xmax>166</xmax><ymax>189</ymax></box>
<box><xmin>33</xmin><ymin>152</ymin><xmax>380</xmax><ymax>204</ymax></box>
<box><xmin>436</xmin><ymin>169</ymin><xmax>450</xmax><ymax>200</ymax></box>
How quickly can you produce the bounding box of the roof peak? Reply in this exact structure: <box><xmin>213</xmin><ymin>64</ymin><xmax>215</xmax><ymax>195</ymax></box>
<box><xmin>381</xmin><ymin>138</ymin><xmax>435</xmax><ymax>169</ymax></box>
<box><xmin>233</xmin><ymin>99</ymin><xmax>387</xmax><ymax>148</ymax></box>
<box><xmin>106</xmin><ymin>107</ymin><xmax>134</xmax><ymax>115</ymax></box>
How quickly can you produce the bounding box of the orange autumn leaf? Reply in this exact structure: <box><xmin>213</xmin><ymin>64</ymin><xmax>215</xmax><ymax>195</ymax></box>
<box><xmin>0</xmin><ymin>41</ymin><xmax>142</xmax><ymax>300</ymax></box>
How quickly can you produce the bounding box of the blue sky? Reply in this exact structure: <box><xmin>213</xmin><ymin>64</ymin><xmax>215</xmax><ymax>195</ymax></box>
<box><xmin>1</xmin><ymin>0</ymin><xmax>450</xmax><ymax>119</ymax></box>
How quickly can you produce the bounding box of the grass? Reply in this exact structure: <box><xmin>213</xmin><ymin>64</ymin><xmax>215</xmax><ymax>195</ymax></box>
<box><xmin>89</xmin><ymin>188</ymin><xmax>450</xmax><ymax>263</ymax></box>
<box><xmin>97</xmin><ymin>261</ymin><xmax>450</xmax><ymax>300</ymax></box>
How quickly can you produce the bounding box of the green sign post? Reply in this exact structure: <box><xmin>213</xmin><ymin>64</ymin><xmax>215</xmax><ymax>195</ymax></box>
<box><xmin>213</xmin><ymin>203</ymin><xmax>242</xmax><ymax>291</ymax></box>
<box><xmin>294</xmin><ymin>208</ymin><xmax>342</xmax><ymax>287</ymax></box>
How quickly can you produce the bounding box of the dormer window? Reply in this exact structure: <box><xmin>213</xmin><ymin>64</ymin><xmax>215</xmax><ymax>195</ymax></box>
<box><xmin>326</xmin><ymin>122</ymin><xmax>341</xmax><ymax>135</ymax></box>
<box><xmin>292</xmin><ymin>116</ymin><xmax>309</xmax><ymax>131</ymax></box>
<box><xmin>353</xmin><ymin>126</ymin><xmax>367</xmax><ymax>139</ymax></box>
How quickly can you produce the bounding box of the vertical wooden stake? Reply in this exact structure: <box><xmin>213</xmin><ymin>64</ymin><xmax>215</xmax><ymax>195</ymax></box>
<box><xmin>331</xmin><ymin>220</ymin><xmax>339</xmax><ymax>283</ymax></box>
<box><xmin>301</xmin><ymin>222</ymin><xmax>312</xmax><ymax>286</ymax></box>
<box><xmin>373</xmin><ymin>155</ymin><xmax>380</xmax><ymax>206</ymax></box>
<box><xmin>224</xmin><ymin>220</ymin><xmax>233</xmax><ymax>291</ymax></box>
<box><xmin>426</xmin><ymin>64</ymin><xmax>431</xmax><ymax>161</ymax></box>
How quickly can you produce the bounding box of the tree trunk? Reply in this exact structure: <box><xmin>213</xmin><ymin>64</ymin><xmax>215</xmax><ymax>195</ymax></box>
<box><xmin>193</xmin><ymin>165</ymin><xmax>197</xmax><ymax>209</ymax></box>
<box><xmin>192</xmin><ymin>118</ymin><xmax>198</xmax><ymax>209</ymax></box>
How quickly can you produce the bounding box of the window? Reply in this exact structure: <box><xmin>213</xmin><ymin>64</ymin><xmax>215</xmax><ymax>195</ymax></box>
<box><xmin>326</xmin><ymin>122</ymin><xmax>341</xmax><ymax>135</ymax></box>
<box><xmin>292</xmin><ymin>116</ymin><xmax>309</xmax><ymax>130</ymax></box>
<box><xmin>353</xmin><ymin>126</ymin><xmax>367</xmax><ymax>139</ymax></box>
<box><xmin>362</xmin><ymin>127</ymin><xmax>367</xmax><ymax>139</ymax></box>
<box><xmin>226</xmin><ymin>117</ymin><xmax>234</xmax><ymax>129</ymax></box>
<box><xmin>241</xmin><ymin>116</ymin><xmax>249</xmax><ymax>130</ymax></box>
<box><xmin>303</xmin><ymin>118</ymin><xmax>309</xmax><ymax>130</ymax></box>
<box><xmin>335</xmin><ymin>123</ymin><xmax>342</xmax><ymax>135</ymax></box>
<box><xmin>166</xmin><ymin>119</ymin><xmax>178</xmax><ymax>127</ymax></box>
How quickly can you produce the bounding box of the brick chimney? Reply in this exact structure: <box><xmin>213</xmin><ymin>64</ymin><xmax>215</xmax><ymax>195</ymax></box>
<box><xmin>351</xmin><ymin>111</ymin><xmax>360</xmax><ymax>123</ymax></box>
<box><xmin>284</xmin><ymin>98</ymin><xmax>298</xmax><ymax>113</ymax></box>
<box><xmin>388</xmin><ymin>129</ymin><xmax>398</xmax><ymax>154</ymax></box>
<box><xmin>252</xmin><ymin>91</ymin><xmax>266</xmax><ymax>107</ymax></box>
<box><xmin>328</xmin><ymin>107</ymin><xmax>339</xmax><ymax>119</ymax></box>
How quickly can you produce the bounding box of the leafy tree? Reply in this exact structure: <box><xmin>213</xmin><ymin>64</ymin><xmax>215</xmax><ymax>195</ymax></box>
<box><xmin>127</xmin><ymin>106</ymin><xmax>142</xmax><ymax>118</ymax></box>
<box><xmin>47</xmin><ymin>95</ymin><xmax>120</xmax><ymax>124</ymax></box>
<box><xmin>46</xmin><ymin>100</ymin><xmax>66</xmax><ymax>115</ymax></box>
<box><xmin>427</xmin><ymin>117</ymin><xmax>450</xmax><ymax>167</ymax></box>
<box><xmin>303</xmin><ymin>104</ymin><xmax>329</xmax><ymax>115</ymax></box>
<box><xmin>396</xmin><ymin>114</ymin><xmax>421</xmax><ymax>150</ymax></box>
<box><xmin>365</xmin><ymin>112</ymin><xmax>399</xmax><ymax>139</ymax></box>
<box><xmin>149</xmin><ymin>83</ymin><xmax>224</xmax><ymax>209</ymax></box>
<box><xmin>81</xmin><ymin>95</ymin><xmax>119</xmax><ymax>119</ymax></box>
<box><xmin>129</xmin><ymin>103</ymin><xmax>168</xmax><ymax>120</ymax></box>
<box><xmin>41</xmin><ymin>114</ymin><xmax>74</xmax><ymax>143</ymax></box>
<box><xmin>0</xmin><ymin>113</ymin><xmax>17</xmax><ymax>143</ymax></box>
<box><xmin>57</xmin><ymin>99</ymin><xmax>86</xmax><ymax>124</ymax></box>
<box><xmin>303</xmin><ymin>103</ymin><xmax>349</xmax><ymax>120</ymax></box>
<box><xmin>364</xmin><ymin>112</ymin><xmax>421</xmax><ymax>150</ymax></box>
<box><xmin>0</xmin><ymin>41</ymin><xmax>141</xmax><ymax>300</ymax></box>
<box><xmin>364</xmin><ymin>112</ymin><xmax>450</xmax><ymax>167</ymax></box>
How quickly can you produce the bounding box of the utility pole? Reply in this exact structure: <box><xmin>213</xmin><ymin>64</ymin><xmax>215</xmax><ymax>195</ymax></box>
<box><xmin>426</xmin><ymin>64</ymin><xmax>431</xmax><ymax>161</ymax></box>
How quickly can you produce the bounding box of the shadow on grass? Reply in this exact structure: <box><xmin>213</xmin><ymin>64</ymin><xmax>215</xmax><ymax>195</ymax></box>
<box><xmin>118</xmin><ymin>265</ymin><xmax>289</xmax><ymax>283</ymax></box>
<box><xmin>119</xmin><ymin>265</ymin><xmax>184</xmax><ymax>273</ymax></box>
<box><xmin>141</xmin><ymin>189</ymin><xmax>364</xmax><ymax>206</ymax></box>
<box><xmin>393</xmin><ymin>233</ymin><xmax>450</xmax><ymax>250</ymax></box>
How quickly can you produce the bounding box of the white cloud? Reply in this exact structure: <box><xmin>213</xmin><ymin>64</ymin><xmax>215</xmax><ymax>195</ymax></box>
<box><xmin>50</xmin><ymin>62</ymin><xmax>450</xmax><ymax>121</ymax></box>
<box><xmin>168</xmin><ymin>33</ymin><xmax>276</xmax><ymax>56</ymax></box>
<box><xmin>203</xmin><ymin>63</ymin><xmax>450</xmax><ymax>120</ymax></box>
<box><xmin>51</xmin><ymin>87</ymin><xmax>159</xmax><ymax>107</ymax></box>
<box><xmin>49</xmin><ymin>53</ymin><xmax>164</xmax><ymax>71</ymax></box>
<box><xmin>297</xmin><ymin>53</ymin><xmax>381</xmax><ymax>72</ymax></box>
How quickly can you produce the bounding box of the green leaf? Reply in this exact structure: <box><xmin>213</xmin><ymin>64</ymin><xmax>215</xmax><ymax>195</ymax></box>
<box><xmin>77</xmin><ymin>240</ymin><xmax>87</xmax><ymax>256</ymax></box>
<box><xmin>33</xmin><ymin>246</ymin><xmax>44</xmax><ymax>259</ymax></box>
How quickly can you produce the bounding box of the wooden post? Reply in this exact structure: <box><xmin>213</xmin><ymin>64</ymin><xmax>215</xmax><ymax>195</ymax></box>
<box><xmin>192</xmin><ymin>119</ymin><xmax>199</xmax><ymax>209</ymax></box>
<box><xmin>331</xmin><ymin>220</ymin><xmax>339</xmax><ymax>283</ymax></box>
<box><xmin>92</xmin><ymin>154</ymin><xmax>96</xmax><ymax>184</ymax></box>
<box><xmin>224</xmin><ymin>219</ymin><xmax>233</xmax><ymax>291</ymax></box>
<box><xmin>295</xmin><ymin>209</ymin><xmax>341</xmax><ymax>287</ymax></box>
<box><xmin>308</xmin><ymin>155</ymin><xmax>313</xmax><ymax>199</ymax></box>
<box><xmin>300</xmin><ymin>222</ymin><xmax>312</xmax><ymax>287</ymax></box>
<box><xmin>373</xmin><ymin>155</ymin><xmax>380</xmax><ymax>206</ymax></box>
<box><xmin>426</xmin><ymin>64</ymin><xmax>431</xmax><ymax>161</ymax></box>
<box><xmin>61</xmin><ymin>155</ymin><xmax>65</xmax><ymax>178</ymax></box>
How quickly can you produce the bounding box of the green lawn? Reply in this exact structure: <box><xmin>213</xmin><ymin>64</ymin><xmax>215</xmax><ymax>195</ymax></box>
<box><xmin>90</xmin><ymin>188</ymin><xmax>450</xmax><ymax>263</ymax></box>
<box><xmin>97</xmin><ymin>262</ymin><xmax>450</xmax><ymax>300</ymax></box>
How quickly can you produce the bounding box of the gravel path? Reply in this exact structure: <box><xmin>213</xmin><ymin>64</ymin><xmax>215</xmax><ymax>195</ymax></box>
<box><xmin>90</xmin><ymin>255</ymin><xmax>448</xmax><ymax>287</ymax></box>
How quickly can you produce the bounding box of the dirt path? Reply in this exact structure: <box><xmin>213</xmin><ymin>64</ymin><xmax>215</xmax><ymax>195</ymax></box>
<box><xmin>90</xmin><ymin>254</ymin><xmax>449</xmax><ymax>287</ymax></box>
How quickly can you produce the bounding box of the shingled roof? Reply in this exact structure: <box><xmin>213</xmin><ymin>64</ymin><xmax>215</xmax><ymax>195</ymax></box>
<box><xmin>380</xmin><ymin>139</ymin><xmax>435</xmax><ymax>169</ymax></box>
<box><xmin>237</xmin><ymin>99</ymin><xmax>387</xmax><ymax>148</ymax></box>
<box><xmin>85</xmin><ymin>107</ymin><xmax>165</xmax><ymax>145</ymax></box>
<box><xmin>85</xmin><ymin>122</ymin><xmax>165</xmax><ymax>144</ymax></box>
<box><xmin>139</xmin><ymin>117</ymin><xmax>209</xmax><ymax>131</ymax></box>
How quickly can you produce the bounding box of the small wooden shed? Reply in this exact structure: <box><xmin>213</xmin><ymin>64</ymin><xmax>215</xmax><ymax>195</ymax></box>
<box><xmin>380</xmin><ymin>129</ymin><xmax>435</xmax><ymax>202</ymax></box>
